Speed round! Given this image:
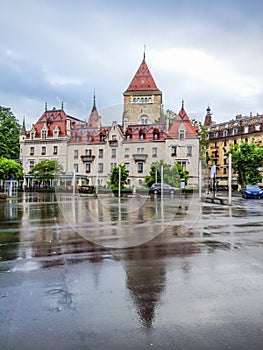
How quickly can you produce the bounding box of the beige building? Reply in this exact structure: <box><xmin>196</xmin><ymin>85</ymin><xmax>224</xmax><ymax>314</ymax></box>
<box><xmin>204</xmin><ymin>107</ymin><xmax>263</xmax><ymax>186</ymax></box>
<box><xmin>20</xmin><ymin>55</ymin><xmax>200</xmax><ymax>189</ymax></box>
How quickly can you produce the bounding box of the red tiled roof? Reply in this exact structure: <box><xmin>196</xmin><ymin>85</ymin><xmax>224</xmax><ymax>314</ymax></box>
<box><xmin>26</xmin><ymin>108</ymin><xmax>83</xmax><ymax>138</ymax></box>
<box><xmin>168</xmin><ymin>107</ymin><xmax>198</xmax><ymax>138</ymax></box>
<box><xmin>123</xmin><ymin>124</ymin><xmax>166</xmax><ymax>141</ymax></box>
<box><xmin>124</xmin><ymin>58</ymin><xmax>161</xmax><ymax>93</ymax></box>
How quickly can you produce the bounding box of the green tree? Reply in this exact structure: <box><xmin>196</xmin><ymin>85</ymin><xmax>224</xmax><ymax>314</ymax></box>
<box><xmin>109</xmin><ymin>164</ymin><xmax>129</xmax><ymax>190</ymax></box>
<box><xmin>144</xmin><ymin>163</ymin><xmax>161</xmax><ymax>187</ymax></box>
<box><xmin>0</xmin><ymin>158</ymin><xmax>23</xmax><ymax>185</ymax></box>
<box><xmin>174</xmin><ymin>163</ymin><xmax>189</xmax><ymax>185</ymax></box>
<box><xmin>145</xmin><ymin>161</ymin><xmax>188</xmax><ymax>188</ymax></box>
<box><xmin>191</xmin><ymin>119</ymin><xmax>210</xmax><ymax>165</ymax></box>
<box><xmin>29</xmin><ymin>160</ymin><xmax>64</xmax><ymax>187</ymax></box>
<box><xmin>226</xmin><ymin>141</ymin><xmax>263</xmax><ymax>186</ymax></box>
<box><xmin>0</xmin><ymin>106</ymin><xmax>21</xmax><ymax>159</ymax></box>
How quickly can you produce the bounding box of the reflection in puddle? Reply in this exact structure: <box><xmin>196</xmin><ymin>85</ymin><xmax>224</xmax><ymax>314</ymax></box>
<box><xmin>11</xmin><ymin>259</ymin><xmax>41</xmax><ymax>272</ymax></box>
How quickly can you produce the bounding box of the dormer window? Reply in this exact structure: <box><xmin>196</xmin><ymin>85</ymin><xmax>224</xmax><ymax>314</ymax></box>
<box><xmin>42</xmin><ymin>129</ymin><xmax>47</xmax><ymax>139</ymax></box>
<box><xmin>31</xmin><ymin>132</ymin><xmax>35</xmax><ymax>140</ymax></box>
<box><xmin>53</xmin><ymin>127</ymin><xmax>59</xmax><ymax>138</ymax></box>
<box><xmin>153</xmin><ymin>128</ymin><xmax>160</xmax><ymax>140</ymax></box>
<box><xmin>99</xmin><ymin>130</ymin><xmax>106</xmax><ymax>142</ymax></box>
<box><xmin>179</xmin><ymin>129</ymin><xmax>185</xmax><ymax>140</ymax></box>
<box><xmin>232</xmin><ymin>128</ymin><xmax>238</xmax><ymax>135</ymax></box>
<box><xmin>139</xmin><ymin>129</ymin><xmax>146</xmax><ymax>140</ymax></box>
<box><xmin>125</xmin><ymin>128</ymin><xmax>133</xmax><ymax>140</ymax></box>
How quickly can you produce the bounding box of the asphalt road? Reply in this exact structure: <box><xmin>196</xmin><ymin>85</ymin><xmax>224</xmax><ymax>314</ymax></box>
<box><xmin>1</xmin><ymin>192</ymin><xmax>263</xmax><ymax>349</ymax></box>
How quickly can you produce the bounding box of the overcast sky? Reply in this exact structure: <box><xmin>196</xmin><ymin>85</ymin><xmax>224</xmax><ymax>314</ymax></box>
<box><xmin>1</xmin><ymin>0</ymin><xmax>263</xmax><ymax>128</ymax></box>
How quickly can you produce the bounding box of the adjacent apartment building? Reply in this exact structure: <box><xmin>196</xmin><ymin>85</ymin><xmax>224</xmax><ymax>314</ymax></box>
<box><xmin>20</xmin><ymin>54</ymin><xmax>200</xmax><ymax>189</ymax></box>
<box><xmin>204</xmin><ymin>107</ymin><xmax>263</xmax><ymax>187</ymax></box>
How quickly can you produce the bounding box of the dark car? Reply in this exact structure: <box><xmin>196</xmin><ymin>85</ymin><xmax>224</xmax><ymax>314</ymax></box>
<box><xmin>241</xmin><ymin>184</ymin><xmax>263</xmax><ymax>199</ymax></box>
<box><xmin>149</xmin><ymin>183</ymin><xmax>180</xmax><ymax>195</ymax></box>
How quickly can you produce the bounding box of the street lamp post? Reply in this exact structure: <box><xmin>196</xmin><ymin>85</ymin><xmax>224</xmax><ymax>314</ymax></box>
<box><xmin>228</xmin><ymin>153</ymin><xmax>232</xmax><ymax>205</ymax></box>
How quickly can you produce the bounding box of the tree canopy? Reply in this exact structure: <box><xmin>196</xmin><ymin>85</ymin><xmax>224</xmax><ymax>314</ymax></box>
<box><xmin>191</xmin><ymin>119</ymin><xmax>209</xmax><ymax>165</ymax></box>
<box><xmin>226</xmin><ymin>141</ymin><xmax>263</xmax><ymax>186</ymax></box>
<box><xmin>0</xmin><ymin>106</ymin><xmax>21</xmax><ymax>159</ymax></box>
<box><xmin>109</xmin><ymin>164</ymin><xmax>129</xmax><ymax>190</ymax></box>
<box><xmin>29</xmin><ymin>160</ymin><xmax>64</xmax><ymax>187</ymax></box>
<box><xmin>0</xmin><ymin>157</ymin><xmax>23</xmax><ymax>183</ymax></box>
<box><xmin>145</xmin><ymin>161</ymin><xmax>188</xmax><ymax>188</ymax></box>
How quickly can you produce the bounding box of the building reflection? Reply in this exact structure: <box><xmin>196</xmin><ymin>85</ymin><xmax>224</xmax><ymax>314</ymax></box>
<box><xmin>123</xmin><ymin>237</ymin><xmax>201</xmax><ymax>328</ymax></box>
<box><xmin>0</xmin><ymin>199</ymin><xmax>23</xmax><ymax>262</ymax></box>
<box><xmin>125</xmin><ymin>255</ymin><xmax>166</xmax><ymax>328</ymax></box>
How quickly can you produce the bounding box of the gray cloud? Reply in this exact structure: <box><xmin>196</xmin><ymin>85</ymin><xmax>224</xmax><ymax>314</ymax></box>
<box><xmin>0</xmin><ymin>0</ymin><xmax>263</xmax><ymax>127</ymax></box>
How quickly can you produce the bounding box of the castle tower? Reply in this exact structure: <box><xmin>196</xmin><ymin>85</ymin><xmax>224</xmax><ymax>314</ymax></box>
<box><xmin>123</xmin><ymin>53</ymin><xmax>162</xmax><ymax>127</ymax></box>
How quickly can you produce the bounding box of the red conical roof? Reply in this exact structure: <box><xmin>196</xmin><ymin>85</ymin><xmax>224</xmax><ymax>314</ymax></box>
<box><xmin>124</xmin><ymin>56</ymin><xmax>160</xmax><ymax>93</ymax></box>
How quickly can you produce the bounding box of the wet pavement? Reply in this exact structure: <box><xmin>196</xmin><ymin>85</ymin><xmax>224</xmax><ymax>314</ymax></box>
<box><xmin>1</xmin><ymin>192</ymin><xmax>263</xmax><ymax>349</ymax></box>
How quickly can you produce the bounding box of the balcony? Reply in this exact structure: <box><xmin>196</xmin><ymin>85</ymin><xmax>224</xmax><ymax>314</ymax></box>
<box><xmin>132</xmin><ymin>154</ymin><xmax>148</xmax><ymax>162</ymax></box>
<box><xmin>81</xmin><ymin>155</ymin><xmax>95</xmax><ymax>162</ymax></box>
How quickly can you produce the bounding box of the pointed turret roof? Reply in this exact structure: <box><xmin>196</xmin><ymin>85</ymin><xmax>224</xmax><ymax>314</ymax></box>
<box><xmin>21</xmin><ymin>116</ymin><xmax>27</xmax><ymax>136</ymax></box>
<box><xmin>87</xmin><ymin>94</ymin><xmax>100</xmax><ymax>128</ymax></box>
<box><xmin>168</xmin><ymin>101</ymin><xmax>198</xmax><ymax>138</ymax></box>
<box><xmin>124</xmin><ymin>54</ymin><xmax>161</xmax><ymax>93</ymax></box>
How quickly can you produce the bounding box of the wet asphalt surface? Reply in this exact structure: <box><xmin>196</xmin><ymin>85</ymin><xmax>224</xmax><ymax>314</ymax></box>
<box><xmin>1</xmin><ymin>192</ymin><xmax>263</xmax><ymax>350</ymax></box>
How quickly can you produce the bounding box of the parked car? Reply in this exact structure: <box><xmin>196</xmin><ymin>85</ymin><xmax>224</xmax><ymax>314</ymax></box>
<box><xmin>149</xmin><ymin>183</ymin><xmax>180</xmax><ymax>195</ymax></box>
<box><xmin>241</xmin><ymin>184</ymin><xmax>263</xmax><ymax>199</ymax></box>
<box><xmin>216</xmin><ymin>185</ymin><xmax>228</xmax><ymax>191</ymax></box>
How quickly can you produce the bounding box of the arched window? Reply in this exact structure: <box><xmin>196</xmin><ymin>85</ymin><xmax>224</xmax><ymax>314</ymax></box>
<box><xmin>140</xmin><ymin>117</ymin><xmax>149</xmax><ymax>124</ymax></box>
<box><xmin>214</xmin><ymin>131</ymin><xmax>218</xmax><ymax>138</ymax></box>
